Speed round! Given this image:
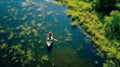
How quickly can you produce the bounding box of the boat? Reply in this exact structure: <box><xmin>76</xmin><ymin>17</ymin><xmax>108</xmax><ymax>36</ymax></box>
<box><xmin>46</xmin><ymin>36</ymin><xmax>53</xmax><ymax>47</ymax></box>
<box><xmin>46</xmin><ymin>32</ymin><xmax>53</xmax><ymax>47</ymax></box>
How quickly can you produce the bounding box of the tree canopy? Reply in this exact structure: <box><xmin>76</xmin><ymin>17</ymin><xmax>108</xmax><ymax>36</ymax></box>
<box><xmin>105</xmin><ymin>11</ymin><xmax>120</xmax><ymax>40</ymax></box>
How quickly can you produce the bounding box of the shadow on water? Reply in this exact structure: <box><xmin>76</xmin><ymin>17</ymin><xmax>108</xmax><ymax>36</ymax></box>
<box><xmin>47</xmin><ymin>43</ymin><xmax>53</xmax><ymax>51</ymax></box>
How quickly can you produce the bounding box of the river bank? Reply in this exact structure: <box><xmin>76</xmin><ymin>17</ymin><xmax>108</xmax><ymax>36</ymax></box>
<box><xmin>56</xmin><ymin>0</ymin><xmax>120</xmax><ymax>67</ymax></box>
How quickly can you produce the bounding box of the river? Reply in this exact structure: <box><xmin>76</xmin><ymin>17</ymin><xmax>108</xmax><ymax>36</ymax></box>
<box><xmin>0</xmin><ymin>0</ymin><xmax>104</xmax><ymax>67</ymax></box>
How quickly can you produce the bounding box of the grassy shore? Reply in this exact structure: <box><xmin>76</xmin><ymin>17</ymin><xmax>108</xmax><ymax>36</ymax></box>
<box><xmin>56</xmin><ymin>0</ymin><xmax>120</xmax><ymax>67</ymax></box>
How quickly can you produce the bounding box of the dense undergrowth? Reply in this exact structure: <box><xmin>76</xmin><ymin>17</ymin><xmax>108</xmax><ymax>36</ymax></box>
<box><xmin>56</xmin><ymin>0</ymin><xmax>120</xmax><ymax>67</ymax></box>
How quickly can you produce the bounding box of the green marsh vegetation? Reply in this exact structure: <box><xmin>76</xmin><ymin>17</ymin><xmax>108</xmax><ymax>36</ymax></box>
<box><xmin>57</xmin><ymin>0</ymin><xmax>120</xmax><ymax>67</ymax></box>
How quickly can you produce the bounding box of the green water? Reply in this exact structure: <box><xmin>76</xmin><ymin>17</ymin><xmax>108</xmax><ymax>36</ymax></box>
<box><xmin>0</xmin><ymin>0</ymin><xmax>104</xmax><ymax>67</ymax></box>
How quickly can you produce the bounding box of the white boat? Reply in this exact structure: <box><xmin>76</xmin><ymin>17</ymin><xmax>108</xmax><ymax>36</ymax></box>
<box><xmin>46</xmin><ymin>34</ymin><xmax>53</xmax><ymax>47</ymax></box>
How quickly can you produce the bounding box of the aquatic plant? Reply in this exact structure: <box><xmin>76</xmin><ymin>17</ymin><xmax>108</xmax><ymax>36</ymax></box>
<box><xmin>32</xmin><ymin>28</ymin><xmax>38</xmax><ymax>36</ymax></box>
<box><xmin>26</xmin><ymin>48</ymin><xmax>34</xmax><ymax>60</ymax></box>
<box><xmin>0</xmin><ymin>30</ymin><xmax>5</xmax><ymax>33</ymax></box>
<box><xmin>37</xmin><ymin>23</ymin><xmax>42</xmax><ymax>27</ymax></box>
<box><xmin>27</xmin><ymin>7</ymin><xmax>33</xmax><ymax>11</ymax></box>
<box><xmin>38</xmin><ymin>14</ymin><xmax>42</xmax><ymax>17</ymax></box>
<box><xmin>21</xmin><ymin>2</ymin><xmax>28</xmax><ymax>7</ymax></box>
<box><xmin>94</xmin><ymin>61</ymin><xmax>98</xmax><ymax>64</ymax></box>
<box><xmin>37</xmin><ymin>7</ymin><xmax>43</xmax><ymax>11</ymax></box>
<box><xmin>21</xmin><ymin>0</ymin><xmax>30</xmax><ymax>7</ymax></box>
<box><xmin>41</xmin><ymin>55</ymin><xmax>49</xmax><ymax>61</ymax></box>
<box><xmin>21</xmin><ymin>14</ymin><xmax>27</xmax><ymax>20</ymax></box>
<box><xmin>2</xmin><ymin>54</ymin><xmax>7</xmax><ymax>58</ymax></box>
<box><xmin>31</xmin><ymin>20</ymin><xmax>36</xmax><ymax>26</ymax></box>
<box><xmin>21</xmin><ymin>39</ymin><xmax>25</xmax><ymax>43</ymax></box>
<box><xmin>38</xmin><ymin>40</ymin><xmax>42</xmax><ymax>44</ymax></box>
<box><xmin>107</xmin><ymin>46</ymin><xmax>117</xmax><ymax>58</ymax></box>
<box><xmin>64</xmin><ymin>28</ymin><xmax>72</xmax><ymax>42</ymax></box>
<box><xmin>47</xmin><ymin>11</ymin><xmax>53</xmax><ymax>15</ymax></box>
<box><xmin>11</xmin><ymin>44</ymin><xmax>22</xmax><ymax>50</ymax></box>
<box><xmin>71</xmin><ymin>20</ymin><xmax>78</xmax><ymax>27</ymax></box>
<box><xmin>0</xmin><ymin>43</ymin><xmax>8</xmax><ymax>50</ymax></box>
<box><xmin>8</xmin><ymin>32</ymin><xmax>14</xmax><ymax>40</ymax></box>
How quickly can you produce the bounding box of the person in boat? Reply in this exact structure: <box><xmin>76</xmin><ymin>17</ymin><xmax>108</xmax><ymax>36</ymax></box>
<box><xmin>47</xmin><ymin>31</ymin><xmax>53</xmax><ymax>40</ymax></box>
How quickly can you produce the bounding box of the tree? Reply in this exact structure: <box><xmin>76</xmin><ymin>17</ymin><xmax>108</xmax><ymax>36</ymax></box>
<box><xmin>104</xmin><ymin>10</ymin><xmax>120</xmax><ymax>40</ymax></box>
<box><xmin>97</xmin><ymin>0</ymin><xmax>116</xmax><ymax>13</ymax></box>
<box><xmin>115</xmin><ymin>2</ymin><xmax>120</xmax><ymax>10</ymax></box>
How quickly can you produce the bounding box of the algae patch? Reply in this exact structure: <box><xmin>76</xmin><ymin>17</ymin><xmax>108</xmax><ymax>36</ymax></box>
<box><xmin>41</xmin><ymin>55</ymin><xmax>49</xmax><ymax>61</ymax></box>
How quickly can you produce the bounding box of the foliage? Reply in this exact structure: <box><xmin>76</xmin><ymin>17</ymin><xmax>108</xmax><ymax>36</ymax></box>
<box><xmin>103</xmin><ymin>60</ymin><xmax>116</xmax><ymax>67</ymax></box>
<box><xmin>116</xmin><ymin>3</ymin><xmax>120</xmax><ymax>10</ymax></box>
<box><xmin>57</xmin><ymin>0</ymin><xmax>120</xmax><ymax>67</ymax></box>
<box><xmin>105</xmin><ymin>11</ymin><xmax>120</xmax><ymax>40</ymax></box>
<box><xmin>96</xmin><ymin>0</ymin><xmax>119</xmax><ymax>13</ymax></box>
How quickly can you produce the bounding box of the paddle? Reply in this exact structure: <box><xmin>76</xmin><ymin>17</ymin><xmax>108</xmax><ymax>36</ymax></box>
<box><xmin>54</xmin><ymin>38</ymin><xmax>57</xmax><ymax>41</ymax></box>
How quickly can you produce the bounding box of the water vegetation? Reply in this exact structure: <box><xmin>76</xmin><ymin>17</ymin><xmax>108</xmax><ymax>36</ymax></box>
<box><xmin>21</xmin><ymin>0</ymin><xmax>30</xmax><ymax>7</ymax></box>
<box><xmin>64</xmin><ymin>28</ymin><xmax>72</xmax><ymax>42</ymax></box>
<box><xmin>21</xmin><ymin>14</ymin><xmax>27</xmax><ymax>20</ymax></box>
<box><xmin>41</xmin><ymin>55</ymin><xmax>49</xmax><ymax>61</ymax></box>
<box><xmin>0</xmin><ymin>0</ymin><xmax>48</xmax><ymax>66</ymax></box>
<box><xmin>57</xmin><ymin>0</ymin><xmax>120</xmax><ymax>67</ymax></box>
<box><xmin>0</xmin><ymin>13</ymin><xmax>44</xmax><ymax>67</ymax></box>
<box><xmin>0</xmin><ymin>43</ymin><xmax>8</xmax><ymax>50</ymax></box>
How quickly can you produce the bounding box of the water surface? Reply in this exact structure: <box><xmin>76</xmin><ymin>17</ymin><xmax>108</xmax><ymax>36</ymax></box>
<box><xmin>0</xmin><ymin>0</ymin><xmax>104</xmax><ymax>67</ymax></box>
